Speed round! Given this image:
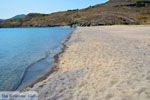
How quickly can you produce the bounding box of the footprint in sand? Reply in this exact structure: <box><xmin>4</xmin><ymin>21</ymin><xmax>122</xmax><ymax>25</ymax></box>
<box><xmin>137</xmin><ymin>87</ymin><xmax>146</xmax><ymax>95</ymax></box>
<box><xmin>146</xmin><ymin>76</ymin><xmax>150</xmax><ymax>80</ymax></box>
<box><xmin>110</xmin><ymin>80</ymin><xmax>118</xmax><ymax>87</ymax></box>
<box><xmin>105</xmin><ymin>94</ymin><xmax>114</xmax><ymax>100</ymax></box>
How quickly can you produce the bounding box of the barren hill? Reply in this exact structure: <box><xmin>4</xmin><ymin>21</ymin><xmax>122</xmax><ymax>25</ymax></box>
<box><xmin>0</xmin><ymin>0</ymin><xmax>149</xmax><ymax>27</ymax></box>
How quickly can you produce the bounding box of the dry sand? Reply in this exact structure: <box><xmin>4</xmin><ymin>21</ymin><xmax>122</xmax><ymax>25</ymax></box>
<box><xmin>26</xmin><ymin>25</ymin><xmax>150</xmax><ymax>100</ymax></box>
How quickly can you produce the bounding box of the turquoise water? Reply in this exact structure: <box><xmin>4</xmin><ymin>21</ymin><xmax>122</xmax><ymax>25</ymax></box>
<box><xmin>0</xmin><ymin>27</ymin><xmax>74</xmax><ymax>91</ymax></box>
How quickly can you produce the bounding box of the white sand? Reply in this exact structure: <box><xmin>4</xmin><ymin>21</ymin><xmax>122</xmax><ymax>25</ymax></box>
<box><xmin>26</xmin><ymin>25</ymin><xmax>150</xmax><ymax>100</ymax></box>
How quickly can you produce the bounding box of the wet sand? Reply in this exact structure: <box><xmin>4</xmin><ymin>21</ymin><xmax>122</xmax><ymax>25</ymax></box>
<box><xmin>25</xmin><ymin>25</ymin><xmax>150</xmax><ymax>100</ymax></box>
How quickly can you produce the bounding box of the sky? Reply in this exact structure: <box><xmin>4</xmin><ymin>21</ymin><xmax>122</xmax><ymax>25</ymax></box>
<box><xmin>0</xmin><ymin>0</ymin><xmax>108</xmax><ymax>19</ymax></box>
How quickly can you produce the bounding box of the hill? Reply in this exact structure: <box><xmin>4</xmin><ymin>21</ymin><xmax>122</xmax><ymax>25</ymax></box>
<box><xmin>10</xmin><ymin>14</ymin><xmax>26</xmax><ymax>19</ymax></box>
<box><xmin>0</xmin><ymin>0</ymin><xmax>149</xmax><ymax>28</ymax></box>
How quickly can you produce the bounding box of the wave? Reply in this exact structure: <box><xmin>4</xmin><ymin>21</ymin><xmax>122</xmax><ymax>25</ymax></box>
<box><xmin>13</xmin><ymin>49</ymin><xmax>55</xmax><ymax>91</ymax></box>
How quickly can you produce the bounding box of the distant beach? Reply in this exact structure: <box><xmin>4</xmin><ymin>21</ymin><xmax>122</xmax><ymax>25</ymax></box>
<box><xmin>25</xmin><ymin>25</ymin><xmax>150</xmax><ymax>100</ymax></box>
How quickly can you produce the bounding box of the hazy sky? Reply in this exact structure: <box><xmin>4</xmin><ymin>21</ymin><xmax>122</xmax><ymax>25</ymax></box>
<box><xmin>0</xmin><ymin>0</ymin><xmax>108</xmax><ymax>19</ymax></box>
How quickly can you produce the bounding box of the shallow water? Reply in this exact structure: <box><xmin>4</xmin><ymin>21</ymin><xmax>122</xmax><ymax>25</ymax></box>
<box><xmin>0</xmin><ymin>27</ymin><xmax>74</xmax><ymax>91</ymax></box>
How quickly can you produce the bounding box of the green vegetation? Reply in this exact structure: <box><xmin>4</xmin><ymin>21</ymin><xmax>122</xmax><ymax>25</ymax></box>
<box><xmin>73</xmin><ymin>14</ymin><xmax>82</xmax><ymax>18</ymax></box>
<box><xmin>136</xmin><ymin>14</ymin><xmax>150</xmax><ymax>24</ymax></box>
<box><xmin>114</xmin><ymin>0</ymin><xmax>150</xmax><ymax>7</ymax></box>
<box><xmin>26</xmin><ymin>13</ymin><xmax>48</xmax><ymax>18</ymax></box>
<box><xmin>67</xmin><ymin>9</ymin><xmax>79</xmax><ymax>11</ymax></box>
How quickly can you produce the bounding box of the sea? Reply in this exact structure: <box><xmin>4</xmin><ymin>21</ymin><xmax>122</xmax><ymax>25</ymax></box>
<box><xmin>0</xmin><ymin>27</ymin><xmax>74</xmax><ymax>91</ymax></box>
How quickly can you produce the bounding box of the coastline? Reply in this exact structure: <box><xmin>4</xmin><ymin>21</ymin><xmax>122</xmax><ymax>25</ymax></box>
<box><xmin>21</xmin><ymin>29</ymin><xmax>75</xmax><ymax>90</ymax></box>
<box><xmin>25</xmin><ymin>25</ymin><xmax>150</xmax><ymax>100</ymax></box>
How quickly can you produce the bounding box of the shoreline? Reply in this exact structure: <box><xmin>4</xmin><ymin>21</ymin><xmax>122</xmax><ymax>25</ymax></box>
<box><xmin>25</xmin><ymin>25</ymin><xmax>150</xmax><ymax>100</ymax></box>
<box><xmin>21</xmin><ymin>29</ymin><xmax>75</xmax><ymax>90</ymax></box>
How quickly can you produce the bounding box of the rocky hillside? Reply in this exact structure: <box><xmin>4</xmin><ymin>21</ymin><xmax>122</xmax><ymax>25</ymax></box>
<box><xmin>0</xmin><ymin>0</ymin><xmax>149</xmax><ymax>28</ymax></box>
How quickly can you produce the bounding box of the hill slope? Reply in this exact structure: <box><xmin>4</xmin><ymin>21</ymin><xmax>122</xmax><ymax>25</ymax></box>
<box><xmin>0</xmin><ymin>0</ymin><xmax>149</xmax><ymax>28</ymax></box>
<box><xmin>10</xmin><ymin>14</ymin><xmax>26</xmax><ymax>19</ymax></box>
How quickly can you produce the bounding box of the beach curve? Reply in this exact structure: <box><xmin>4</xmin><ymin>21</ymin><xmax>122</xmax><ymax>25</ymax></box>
<box><xmin>25</xmin><ymin>25</ymin><xmax>150</xmax><ymax>100</ymax></box>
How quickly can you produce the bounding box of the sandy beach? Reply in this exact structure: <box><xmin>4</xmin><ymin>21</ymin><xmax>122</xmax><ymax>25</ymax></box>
<box><xmin>25</xmin><ymin>25</ymin><xmax>150</xmax><ymax>100</ymax></box>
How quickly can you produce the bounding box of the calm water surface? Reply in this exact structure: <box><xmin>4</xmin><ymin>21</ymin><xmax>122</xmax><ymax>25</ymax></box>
<box><xmin>0</xmin><ymin>27</ymin><xmax>74</xmax><ymax>91</ymax></box>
